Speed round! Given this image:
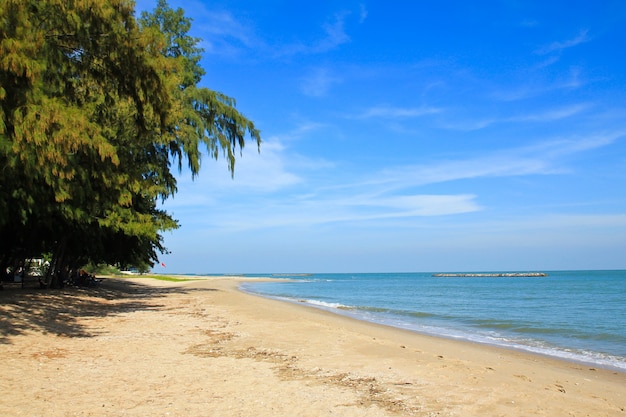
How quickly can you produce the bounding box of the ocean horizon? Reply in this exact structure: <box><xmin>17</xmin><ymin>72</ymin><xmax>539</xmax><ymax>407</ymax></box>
<box><xmin>234</xmin><ymin>270</ymin><xmax>626</xmax><ymax>372</ymax></box>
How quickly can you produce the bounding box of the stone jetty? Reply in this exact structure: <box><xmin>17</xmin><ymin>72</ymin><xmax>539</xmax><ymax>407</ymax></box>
<box><xmin>433</xmin><ymin>272</ymin><xmax>547</xmax><ymax>277</ymax></box>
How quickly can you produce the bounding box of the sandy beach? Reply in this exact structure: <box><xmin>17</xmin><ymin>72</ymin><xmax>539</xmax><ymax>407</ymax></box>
<box><xmin>1</xmin><ymin>276</ymin><xmax>624</xmax><ymax>416</ymax></box>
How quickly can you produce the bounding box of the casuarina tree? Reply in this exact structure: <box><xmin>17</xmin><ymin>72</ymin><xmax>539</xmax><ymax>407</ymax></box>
<box><xmin>0</xmin><ymin>0</ymin><xmax>260</xmax><ymax>284</ymax></box>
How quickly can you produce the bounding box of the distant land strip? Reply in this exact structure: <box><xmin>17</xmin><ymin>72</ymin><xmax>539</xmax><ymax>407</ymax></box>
<box><xmin>433</xmin><ymin>272</ymin><xmax>548</xmax><ymax>277</ymax></box>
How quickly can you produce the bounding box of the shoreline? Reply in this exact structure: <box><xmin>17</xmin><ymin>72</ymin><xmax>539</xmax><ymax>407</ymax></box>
<box><xmin>239</xmin><ymin>283</ymin><xmax>626</xmax><ymax>374</ymax></box>
<box><xmin>238</xmin><ymin>275</ymin><xmax>626</xmax><ymax>374</ymax></box>
<box><xmin>1</xmin><ymin>276</ymin><xmax>624</xmax><ymax>416</ymax></box>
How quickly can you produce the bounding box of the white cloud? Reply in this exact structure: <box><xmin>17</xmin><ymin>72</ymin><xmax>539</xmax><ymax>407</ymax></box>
<box><xmin>439</xmin><ymin>118</ymin><xmax>496</xmax><ymax>131</ymax></box>
<box><xmin>204</xmin><ymin>192</ymin><xmax>481</xmax><ymax>232</ymax></box>
<box><xmin>200</xmin><ymin>11</ymin><xmax>255</xmax><ymax>46</ymax></box>
<box><xmin>443</xmin><ymin>103</ymin><xmax>592</xmax><ymax>131</ymax></box>
<box><xmin>318</xmin><ymin>11</ymin><xmax>351</xmax><ymax>50</ymax></box>
<box><xmin>351</xmin><ymin>194</ymin><xmax>481</xmax><ymax>217</ymax></box>
<box><xmin>492</xmin><ymin>63</ymin><xmax>585</xmax><ymax>103</ymax></box>
<box><xmin>300</xmin><ymin>68</ymin><xmax>342</xmax><ymax>97</ymax></box>
<box><xmin>377</xmin><ymin>156</ymin><xmax>552</xmax><ymax>190</ymax></box>
<box><xmin>543</xmin><ymin>131</ymin><xmax>625</xmax><ymax>155</ymax></box>
<box><xmin>508</xmin><ymin>103</ymin><xmax>592</xmax><ymax>122</ymax></box>
<box><xmin>376</xmin><ymin>131</ymin><xmax>623</xmax><ymax>189</ymax></box>
<box><xmin>269</xmin><ymin>7</ymin><xmax>365</xmax><ymax>57</ymax></box>
<box><xmin>354</xmin><ymin>105</ymin><xmax>442</xmax><ymax>119</ymax></box>
<box><xmin>535</xmin><ymin>29</ymin><xmax>591</xmax><ymax>55</ymax></box>
<box><xmin>210</xmin><ymin>140</ymin><xmax>302</xmax><ymax>192</ymax></box>
<box><xmin>164</xmin><ymin>139</ymin><xmax>302</xmax><ymax>211</ymax></box>
<box><xmin>165</xmin><ymin>127</ymin><xmax>624</xmax><ymax>237</ymax></box>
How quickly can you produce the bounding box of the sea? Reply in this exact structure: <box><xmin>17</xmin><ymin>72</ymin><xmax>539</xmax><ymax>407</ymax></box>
<box><xmin>236</xmin><ymin>270</ymin><xmax>626</xmax><ymax>372</ymax></box>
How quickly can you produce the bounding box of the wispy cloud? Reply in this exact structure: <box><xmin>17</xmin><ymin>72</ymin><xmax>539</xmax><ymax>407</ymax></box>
<box><xmin>439</xmin><ymin>118</ymin><xmax>496</xmax><ymax>131</ymax></box>
<box><xmin>171</xmin><ymin>2</ymin><xmax>364</xmax><ymax>59</ymax></box>
<box><xmin>375</xmin><ymin>155</ymin><xmax>553</xmax><ymax>190</ymax></box>
<box><xmin>543</xmin><ymin>131</ymin><xmax>625</xmax><ymax>155</ymax></box>
<box><xmin>492</xmin><ymin>67</ymin><xmax>585</xmax><ymax>102</ymax></box>
<box><xmin>175</xmin><ymin>130</ymin><xmax>623</xmax><ymax>233</ymax></box>
<box><xmin>316</xmin><ymin>11</ymin><xmax>352</xmax><ymax>51</ymax></box>
<box><xmin>216</xmin><ymin>143</ymin><xmax>594</xmax><ymax>233</ymax></box>
<box><xmin>350</xmin><ymin>194</ymin><xmax>481</xmax><ymax>217</ymax></box>
<box><xmin>168</xmin><ymin>140</ymin><xmax>302</xmax><ymax>206</ymax></box>
<box><xmin>206</xmin><ymin>192</ymin><xmax>481</xmax><ymax>232</ymax></box>
<box><xmin>311</xmin><ymin>5</ymin><xmax>369</xmax><ymax>52</ymax></box>
<box><xmin>372</xmin><ymin>131</ymin><xmax>624</xmax><ymax>190</ymax></box>
<box><xmin>300</xmin><ymin>68</ymin><xmax>342</xmax><ymax>97</ymax></box>
<box><xmin>354</xmin><ymin>105</ymin><xmax>442</xmax><ymax>119</ymax></box>
<box><xmin>272</xmin><ymin>7</ymin><xmax>366</xmax><ymax>57</ymax></box>
<box><xmin>442</xmin><ymin>103</ymin><xmax>591</xmax><ymax>131</ymax></box>
<box><xmin>284</xmin><ymin>121</ymin><xmax>330</xmax><ymax>138</ymax></box>
<box><xmin>200</xmin><ymin>12</ymin><xmax>255</xmax><ymax>47</ymax></box>
<box><xmin>508</xmin><ymin>103</ymin><xmax>592</xmax><ymax>122</ymax></box>
<box><xmin>535</xmin><ymin>29</ymin><xmax>591</xmax><ymax>55</ymax></box>
<box><xmin>358</xmin><ymin>4</ymin><xmax>368</xmax><ymax>23</ymax></box>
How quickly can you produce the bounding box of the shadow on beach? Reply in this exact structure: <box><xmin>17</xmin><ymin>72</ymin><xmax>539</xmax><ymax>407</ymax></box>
<box><xmin>0</xmin><ymin>278</ymin><xmax>216</xmax><ymax>344</ymax></box>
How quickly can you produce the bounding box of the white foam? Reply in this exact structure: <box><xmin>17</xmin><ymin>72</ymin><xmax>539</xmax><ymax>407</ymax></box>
<box><xmin>299</xmin><ymin>299</ymin><xmax>352</xmax><ymax>310</ymax></box>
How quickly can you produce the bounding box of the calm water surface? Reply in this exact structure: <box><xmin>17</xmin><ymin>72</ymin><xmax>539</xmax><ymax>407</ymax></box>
<box><xmin>239</xmin><ymin>270</ymin><xmax>626</xmax><ymax>371</ymax></box>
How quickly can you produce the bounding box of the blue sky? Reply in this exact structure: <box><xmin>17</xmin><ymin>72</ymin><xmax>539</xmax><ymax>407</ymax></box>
<box><xmin>136</xmin><ymin>1</ymin><xmax>626</xmax><ymax>274</ymax></box>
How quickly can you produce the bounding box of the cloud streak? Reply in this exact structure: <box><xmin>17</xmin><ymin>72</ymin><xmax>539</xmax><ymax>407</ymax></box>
<box><xmin>353</xmin><ymin>105</ymin><xmax>442</xmax><ymax>119</ymax></box>
<box><xmin>536</xmin><ymin>29</ymin><xmax>591</xmax><ymax>55</ymax></box>
<box><xmin>201</xmin><ymin>193</ymin><xmax>481</xmax><ymax>232</ymax></box>
<box><xmin>377</xmin><ymin>131</ymin><xmax>624</xmax><ymax>189</ymax></box>
<box><xmin>441</xmin><ymin>103</ymin><xmax>592</xmax><ymax>131</ymax></box>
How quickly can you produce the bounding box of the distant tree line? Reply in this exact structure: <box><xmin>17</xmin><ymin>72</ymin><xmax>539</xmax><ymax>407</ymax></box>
<box><xmin>0</xmin><ymin>0</ymin><xmax>260</xmax><ymax>286</ymax></box>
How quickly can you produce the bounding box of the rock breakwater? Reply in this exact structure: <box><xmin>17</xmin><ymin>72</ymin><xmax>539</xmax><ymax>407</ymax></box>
<box><xmin>433</xmin><ymin>272</ymin><xmax>547</xmax><ymax>277</ymax></box>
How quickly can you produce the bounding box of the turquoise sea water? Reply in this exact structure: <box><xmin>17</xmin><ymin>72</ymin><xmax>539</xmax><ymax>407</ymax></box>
<box><xmin>238</xmin><ymin>270</ymin><xmax>626</xmax><ymax>372</ymax></box>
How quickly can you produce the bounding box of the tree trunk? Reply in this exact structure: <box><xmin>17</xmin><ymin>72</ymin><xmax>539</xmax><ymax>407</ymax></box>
<box><xmin>45</xmin><ymin>237</ymin><xmax>67</xmax><ymax>289</ymax></box>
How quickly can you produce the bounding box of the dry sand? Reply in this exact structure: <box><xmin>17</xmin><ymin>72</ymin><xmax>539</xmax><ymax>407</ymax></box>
<box><xmin>1</xmin><ymin>276</ymin><xmax>624</xmax><ymax>416</ymax></box>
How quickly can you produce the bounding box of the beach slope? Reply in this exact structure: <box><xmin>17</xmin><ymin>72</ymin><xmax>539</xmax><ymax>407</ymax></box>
<box><xmin>1</xmin><ymin>277</ymin><xmax>623</xmax><ymax>416</ymax></box>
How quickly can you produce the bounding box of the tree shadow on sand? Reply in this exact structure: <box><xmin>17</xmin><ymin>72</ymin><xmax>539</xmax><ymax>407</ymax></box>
<box><xmin>0</xmin><ymin>278</ymin><xmax>217</xmax><ymax>344</ymax></box>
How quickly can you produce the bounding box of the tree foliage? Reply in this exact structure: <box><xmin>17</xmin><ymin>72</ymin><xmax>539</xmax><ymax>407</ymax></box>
<box><xmin>0</xmin><ymin>0</ymin><xmax>260</xmax><ymax>284</ymax></box>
